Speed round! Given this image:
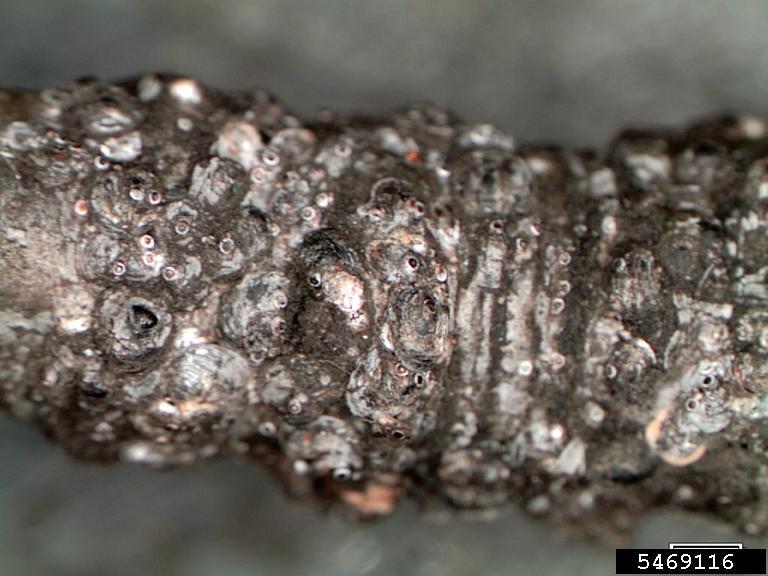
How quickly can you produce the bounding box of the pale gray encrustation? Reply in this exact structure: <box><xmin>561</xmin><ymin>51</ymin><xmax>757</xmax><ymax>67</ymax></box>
<box><xmin>1</xmin><ymin>75</ymin><xmax>767</xmax><ymax>539</ymax></box>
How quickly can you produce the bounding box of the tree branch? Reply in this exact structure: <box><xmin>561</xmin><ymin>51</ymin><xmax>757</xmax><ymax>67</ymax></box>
<box><xmin>1</xmin><ymin>75</ymin><xmax>767</xmax><ymax>539</ymax></box>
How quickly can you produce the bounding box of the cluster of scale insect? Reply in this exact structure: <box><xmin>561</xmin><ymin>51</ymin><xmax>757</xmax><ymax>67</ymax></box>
<box><xmin>3</xmin><ymin>76</ymin><xmax>768</xmax><ymax>531</ymax></box>
<box><xmin>0</xmin><ymin>74</ymin><xmax>461</xmax><ymax>484</ymax></box>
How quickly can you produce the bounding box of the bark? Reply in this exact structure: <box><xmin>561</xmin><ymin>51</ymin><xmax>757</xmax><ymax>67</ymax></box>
<box><xmin>1</xmin><ymin>75</ymin><xmax>767</xmax><ymax>540</ymax></box>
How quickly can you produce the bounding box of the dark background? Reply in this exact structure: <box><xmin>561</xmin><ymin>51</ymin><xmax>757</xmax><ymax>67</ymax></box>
<box><xmin>0</xmin><ymin>1</ymin><xmax>766</xmax><ymax>574</ymax></box>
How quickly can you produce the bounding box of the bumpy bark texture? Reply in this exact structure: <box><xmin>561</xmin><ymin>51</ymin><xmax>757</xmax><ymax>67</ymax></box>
<box><xmin>1</xmin><ymin>75</ymin><xmax>768</xmax><ymax>540</ymax></box>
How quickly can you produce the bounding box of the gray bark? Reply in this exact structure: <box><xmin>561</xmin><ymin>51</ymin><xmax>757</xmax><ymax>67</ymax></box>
<box><xmin>1</xmin><ymin>75</ymin><xmax>767</xmax><ymax>540</ymax></box>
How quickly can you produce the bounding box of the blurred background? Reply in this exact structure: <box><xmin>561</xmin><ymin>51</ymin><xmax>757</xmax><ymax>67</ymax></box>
<box><xmin>0</xmin><ymin>1</ymin><xmax>767</xmax><ymax>574</ymax></box>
